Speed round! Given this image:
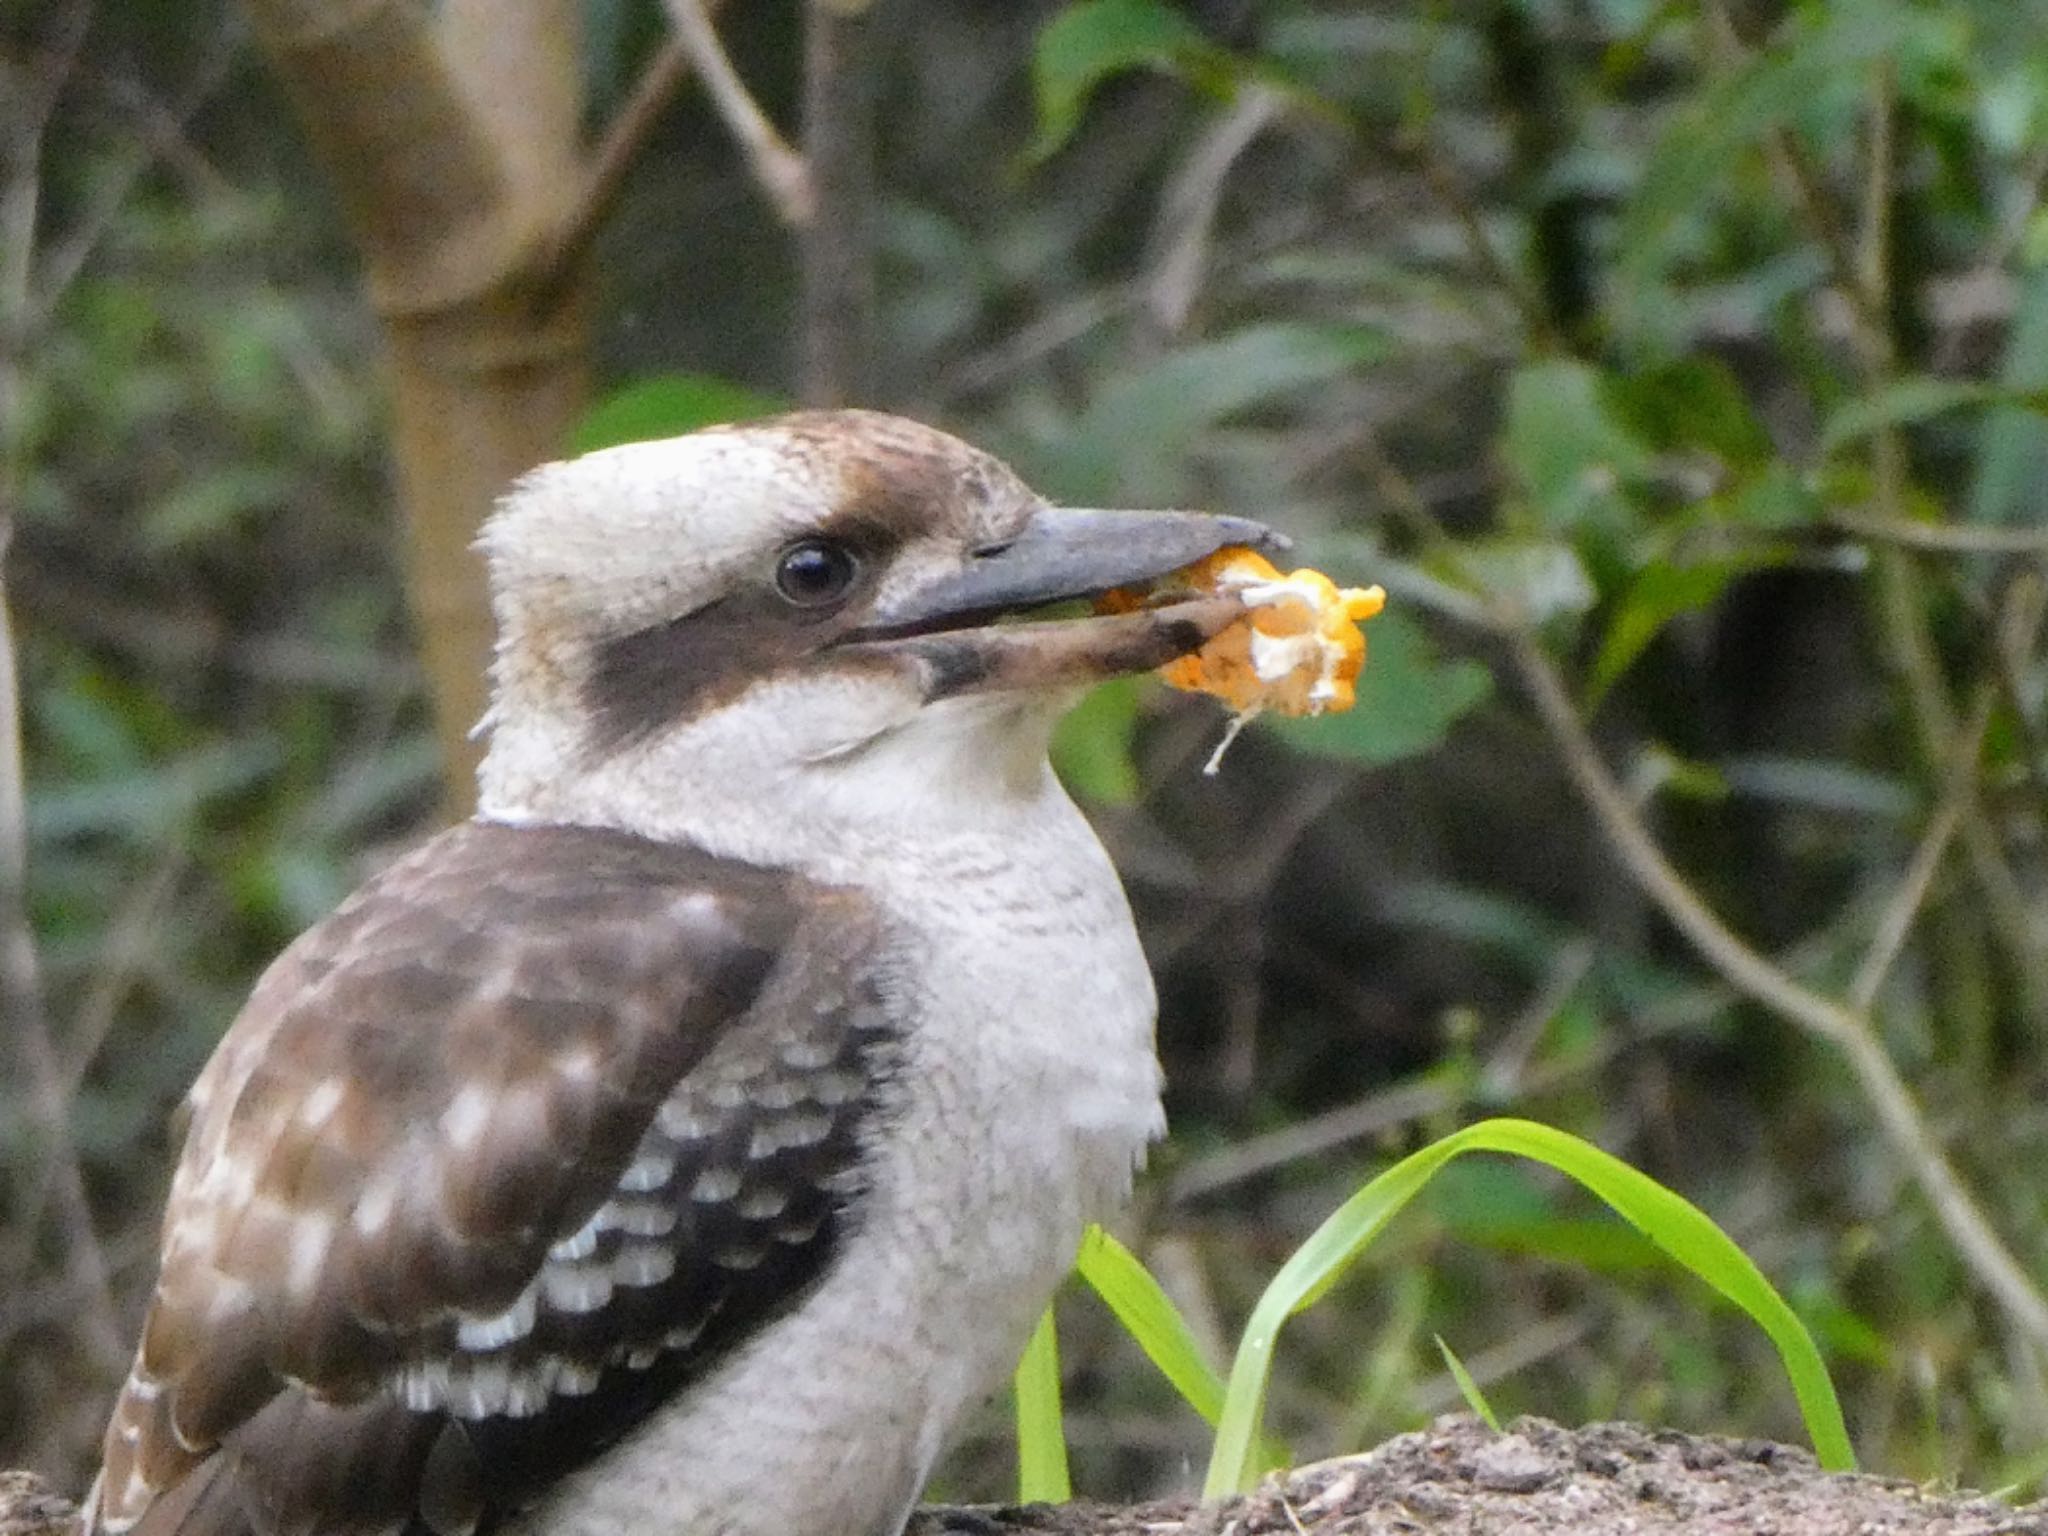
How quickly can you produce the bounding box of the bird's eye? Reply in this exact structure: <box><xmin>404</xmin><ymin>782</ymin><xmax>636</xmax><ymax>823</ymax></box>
<box><xmin>774</xmin><ymin>540</ymin><xmax>859</xmax><ymax>607</ymax></box>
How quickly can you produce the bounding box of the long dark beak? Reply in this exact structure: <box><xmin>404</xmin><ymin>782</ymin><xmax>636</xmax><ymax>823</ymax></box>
<box><xmin>847</xmin><ymin>506</ymin><xmax>1288</xmax><ymax>698</ymax></box>
<box><xmin>863</xmin><ymin>507</ymin><xmax>1286</xmax><ymax>636</ymax></box>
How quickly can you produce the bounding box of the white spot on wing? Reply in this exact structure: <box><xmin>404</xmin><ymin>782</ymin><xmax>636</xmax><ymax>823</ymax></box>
<box><xmin>353</xmin><ymin>1178</ymin><xmax>398</xmax><ymax>1237</ymax></box>
<box><xmin>286</xmin><ymin>1215</ymin><xmax>334</xmax><ymax>1296</ymax></box>
<box><xmin>456</xmin><ymin>1284</ymin><xmax>539</xmax><ymax>1350</ymax></box>
<box><xmin>617</xmin><ymin>1149</ymin><xmax>674</xmax><ymax>1193</ymax></box>
<box><xmin>777</xmin><ymin>1035</ymin><xmax>837</xmax><ymax>1071</ymax></box>
<box><xmin>612</xmin><ymin>1244</ymin><xmax>676</xmax><ymax>1287</ymax></box>
<box><xmin>657</xmin><ymin>1100</ymin><xmax>715</xmax><ymax>1140</ymax></box>
<box><xmin>441</xmin><ymin>1086</ymin><xmax>493</xmax><ymax>1151</ymax></box>
<box><xmin>541</xmin><ymin>1262</ymin><xmax>614</xmax><ymax>1313</ymax></box>
<box><xmin>299</xmin><ymin>1077</ymin><xmax>347</xmax><ymax>1130</ymax></box>
<box><xmin>548</xmin><ymin>1209</ymin><xmax>603</xmax><ymax>1262</ymax></box>
<box><xmin>749</xmin><ymin>1077</ymin><xmax>804</xmax><ymax>1111</ymax></box>
<box><xmin>611</xmin><ymin>1200</ymin><xmax>677</xmax><ymax>1237</ymax></box>
<box><xmin>398</xmin><ymin>1358</ymin><xmax>451</xmax><ymax>1411</ymax></box>
<box><xmin>691</xmin><ymin>1167</ymin><xmax>741</xmax><ymax>1203</ymax></box>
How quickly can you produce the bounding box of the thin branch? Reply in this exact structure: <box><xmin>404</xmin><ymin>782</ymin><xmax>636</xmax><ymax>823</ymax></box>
<box><xmin>1145</xmin><ymin>83</ymin><xmax>1288</xmax><ymax>335</ymax></box>
<box><xmin>1407</xmin><ymin>134</ymin><xmax>1564</xmax><ymax>354</ymax></box>
<box><xmin>1845</xmin><ymin>683</ymin><xmax>1991</xmax><ymax>1014</ymax></box>
<box><xmin>661</xmin><ymin>0</ymin><xmax>811</xmax><ymax>231</ymax></box>
<box><xmin>538</xmin><ymin>36</ymin><xmax>696</xmax><ymax>295</ymax></box>
<box><xmin>797</xmin><ymin>0</ymin><xmax>875</xmax><ymax>405</ymax></box>
<box><xmin>31</xmin><ymin>38</ymin><xmax>237</xmax><ymax>331</ymax></box>
<box><xmin>61</xmin><ymin>853</ymin><xmax>186</xmax><ymax>1093</ymax></box>
<box><xmin>1829</xmin><ymin>510</ymin><xmax>2048</xmax><ymax>555</ymax></box>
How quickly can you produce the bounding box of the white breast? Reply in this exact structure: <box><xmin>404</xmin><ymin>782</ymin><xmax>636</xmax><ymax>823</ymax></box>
<box><xmin>517</xmin><ymin>773</ymin><xmax>1163</xmax><ymax>1536</ymax></box>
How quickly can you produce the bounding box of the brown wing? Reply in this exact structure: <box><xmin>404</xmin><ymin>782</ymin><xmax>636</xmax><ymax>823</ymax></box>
<box><xmin>89</xmin><ymin>820</ymin><xmax>900</xmax><ymax>1536</ymax></box>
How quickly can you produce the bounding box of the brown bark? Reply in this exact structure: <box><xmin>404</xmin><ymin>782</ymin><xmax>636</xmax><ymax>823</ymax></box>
<box><xmin>799</xmin><ymin>0</ymin><xmax>877</xmax><ymax>405</ymax></box>
<box><xmin>242</xmin><ymin>0</ymin><xmax>591</xmax><ymax>803</ymax></box>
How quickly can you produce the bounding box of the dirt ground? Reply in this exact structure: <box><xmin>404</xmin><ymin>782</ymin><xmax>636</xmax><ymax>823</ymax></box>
<box><xmin>910</xmin><ymin>1417</ymin><xmax>2048</xmax><ymax>1536</ymax></box>
<box><xmin>5</xmin><ymin>1415</ymin><xmax>2044</xmax><ymax>1535</ymax></box>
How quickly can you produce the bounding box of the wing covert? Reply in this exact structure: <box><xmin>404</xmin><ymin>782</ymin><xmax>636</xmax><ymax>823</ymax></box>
<box><xmin>91</xmin><ymin>819</ymin><xmax>899</xmax><ymax>1536</ymax></box>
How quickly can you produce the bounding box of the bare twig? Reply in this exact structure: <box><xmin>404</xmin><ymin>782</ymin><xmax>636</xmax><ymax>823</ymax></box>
<box><xmin>1845</xmin><ymin>683</ymin><xmax>1993</xmax><ymax>1014</ymax></box>
<box><xmin>537</xmin><ymin>37</ymin><xmax>696</xmax><ymax>295</ymax></box>
<box><xmin>29</xmin><ymin>38</ymin><xmax>236</xmax><ymax>329</ymax></box>
<box><xmin>61</xmin><ymin>854</ymin><xmax>187</xmax><ymax>1092</ymax></box>
<box><xmin>1829</xmin><ymin>511</ymin><xmax>2048</xmax><ymax>556</ymax></box>
<box><xmin>1406</xmin><ymin>134</ymin><xmax>1564</xmax><ymax>353</ymax></box>
<box><xmin>1146</xmin><ymin>83</ymin><xmax>1288</xmax><ymax>335</ymax></box>
<box><xmin>797</xmin><ymin>0</ymin><xmax>875</xmax><ymax>405</ymax></box>
<box><xmin>662</xmin><ymin>0</ymin><xmax>812</xmax><ymax>231</ymax></box>
<box><xmin>1170</xmin><ymin>1077</ymin><xmax>1450</xmax><ymax>1204</ymax></box>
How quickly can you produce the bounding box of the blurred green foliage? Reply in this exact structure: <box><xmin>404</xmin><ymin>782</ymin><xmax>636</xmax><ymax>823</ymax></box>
<box><xmin>9</xmin><ymin>0</ymin><xmax>2048</xmax><ymax>1511</ymax></box>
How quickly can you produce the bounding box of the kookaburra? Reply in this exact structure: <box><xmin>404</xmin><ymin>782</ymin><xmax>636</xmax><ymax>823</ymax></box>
<box><xmin>85</xmin><ymin>410</ymin><xmax>1279</xmax><ymax>1536</ymax></box>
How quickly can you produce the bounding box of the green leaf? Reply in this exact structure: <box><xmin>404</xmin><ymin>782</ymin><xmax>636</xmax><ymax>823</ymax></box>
<box><xmin>1447</xmin><ymin>539</ymin><xmax>1597</xmax><ymax>623</ymax></box>
<box><xmin>1587</xmin><ymin>550</ymin><xmax>1786</xmax><ymax>705</ymax></box>
<box><xmin>569</xmin><ymin>374</ymin><xmax>786</xmax><ymax>455</ymax></box>
<box><xmin>1604</xmin><ymin>359</ymin><xmax>1772</xmax><ymax>470</ymax></box>
<box><xmin>1202</xmin><ymin>1118</ymin><xmax>1854</xmax><ymax>1498</ymax></box>
<box><xmin>1617</xmin><ymin>5</ymin><xmax>1942</xmax><ymax>282</ymax></box>
<box><xmin>1726</xmin><ymin>463</ymin><xmax>1824</xmax><ymax>531</ymax></box>
<box><xmin>1052</xmin><ymin>679</ymin><xmax>1141</xmax><ymax>804</ymax></box>
<box><xmin>1058</xmin><ymin>323</ymin><xmax>1391</xmax><ymax>504</ymax></box>
<box><xmin>1971</xmin><ymin>269</ymin><xmax>2048</xmax><ymax>526</ymax></box>
<box><xmin>1270</xmin><ymin>610</ymin><xmax>1493</xmax><ymax>766</ymax></box>
<box><xmin>142</xmin><ymin>465</ymin><xmax>293</xmax><ymax>553</ymax></box>
<box><xmin>1435</xmin><ymin>1337</ymin><xmax>1502</xmax><ymax>1432</ymax></box>
<box><xmin>1012</xmin><ymin>1308</ymin><xmax>1071</xmax><ymax>1502</ymax></box>
<box><xmin>1030</xmin><ymin>0</ymin><xmax>1238</xmax><ymax>160</ymax></box>
<box><xmin>1502</xmin><ymin>360</ymin><xmax>1656</xmax><ymax>534</ymax></box>
<box><xmin>1819</xmin><ymin>377</ymin><xmax>2048</xmax><ymax>455</ymax></box>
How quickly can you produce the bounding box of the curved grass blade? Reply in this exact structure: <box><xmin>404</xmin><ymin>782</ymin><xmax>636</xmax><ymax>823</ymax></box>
<box><xmin>1202</xmin><ymin>1117</ymin><xmax>1853</xmax><ymax>1497</ymax></box>
<box><xmin>1074</xmin><ymin>1226</ymin><xmax>1290</xmax><ymax>1472</ymax></box>
<box><xmin>1075</xmin><ymin>1227</ymin><xmax>1228</xmax><ymax>1422</ymax></box>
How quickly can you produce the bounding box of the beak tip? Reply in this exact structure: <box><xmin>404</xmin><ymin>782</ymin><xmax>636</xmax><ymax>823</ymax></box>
<box><xmin>1205</xmin><ymin>514</ymin><xmax>1291</xmax><ymax>559</ymax></box>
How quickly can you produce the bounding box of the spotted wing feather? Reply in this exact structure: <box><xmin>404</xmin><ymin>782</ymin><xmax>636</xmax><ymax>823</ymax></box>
<box><xmin>90</xmin><ymin>820</ymin><xmax>898</xmax><ymax>1536</ymax></box>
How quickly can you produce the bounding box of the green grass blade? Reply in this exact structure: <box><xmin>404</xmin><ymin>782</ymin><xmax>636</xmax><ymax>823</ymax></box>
<box><xmin>1075</xmin><ymin>1226</ymin><xmax>1230</xmax><ymax>1422</ymax></box>
<box><xmin>1434</xmin><ymin>1335</ymin><xmax>1501</xmax><ymax>1431</ymax></box>
<box><xmin>1072</xmin><ymin>1226</ymin><xmax>1291</xmax><ymax>1472</ymax></box>
<box><xmin>1013</xmin><ymin>1306</ymin><xmax>1072</xmax><ymax>1502</ymax></box>
<box><xmin>1202</xmin><ymin>1117</ymin><xmax>1852</xmax><ymax>1497</ymax></box>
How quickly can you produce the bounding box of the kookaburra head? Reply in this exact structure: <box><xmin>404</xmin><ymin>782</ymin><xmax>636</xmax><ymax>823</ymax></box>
<box><xmin>474</xmin><ymin>410</ymin><xmax>1274</xmax><ymax>858</ymax></box>
<box><xmin>87</xmin><ymin>410</ymin><xmax>1280</xmax><ymax>1536</ymax></box>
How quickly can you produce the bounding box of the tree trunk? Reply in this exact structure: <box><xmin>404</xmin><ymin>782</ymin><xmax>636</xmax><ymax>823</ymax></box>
<box><xmin>243</xmin><ymin>0</ymin><xmax>590</xmax><ymax>804</ymax></box>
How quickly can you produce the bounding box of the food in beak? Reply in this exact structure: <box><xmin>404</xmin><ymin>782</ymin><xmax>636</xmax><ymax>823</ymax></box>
<box><xmin>1101</xmin><ymin>547</ymin><xmax>1386</xmax><ymax>718</ymax></box>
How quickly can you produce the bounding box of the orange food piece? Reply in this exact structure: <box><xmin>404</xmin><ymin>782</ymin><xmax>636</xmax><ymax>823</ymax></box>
<box><xmin>1117</xmin><ymin>548</ymin><xmax>1386</xmax><ymax>717</ymax></box>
